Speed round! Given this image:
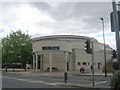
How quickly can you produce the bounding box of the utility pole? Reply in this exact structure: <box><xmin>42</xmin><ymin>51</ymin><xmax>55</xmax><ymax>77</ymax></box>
<box><xmin>112</xmin><ymin>0</ymin><xmax>120</xmax><ymax>64</ymax></box>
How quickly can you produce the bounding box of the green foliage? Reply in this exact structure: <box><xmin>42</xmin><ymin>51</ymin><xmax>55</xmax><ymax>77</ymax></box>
<box><xmin>2</xmin><ymin>30</ymin><xmax>32</xmax><ymax>67</ymax></box>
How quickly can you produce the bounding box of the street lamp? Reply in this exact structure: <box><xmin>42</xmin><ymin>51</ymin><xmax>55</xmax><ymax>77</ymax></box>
<box><xmin>100</xmin><ymin>18</ymin><xmax>107</xmax><ymax>77</ymax></box>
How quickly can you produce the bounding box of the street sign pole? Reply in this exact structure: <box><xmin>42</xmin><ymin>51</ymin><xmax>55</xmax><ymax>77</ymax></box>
<box><xmin>112</xmin><ymin>0</ymin><xmax>120</xmax><ymax>64</ymax></box>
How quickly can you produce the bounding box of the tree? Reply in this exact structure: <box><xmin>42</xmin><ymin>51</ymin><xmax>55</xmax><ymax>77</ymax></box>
<box><xmin>2</xmin><ymin>30</ymin><xmax>32</xmax><ymax>71</ymax></box>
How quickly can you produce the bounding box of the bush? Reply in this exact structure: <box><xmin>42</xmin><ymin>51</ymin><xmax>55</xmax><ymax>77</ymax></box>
<box><xmin>2</xmin><ymin>63</ymin><xmax>22</xmax><ymax>68</ymax></box>
<box><xmin>102</xmin><ymin>68</ymin><xmax>114</xmax><ymax>73</ymax></box>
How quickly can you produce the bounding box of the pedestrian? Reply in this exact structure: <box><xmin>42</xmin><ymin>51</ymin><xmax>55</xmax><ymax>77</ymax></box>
<box><xmin>82</xmin><ymin>67</ymin><xmax>85</xmax><ymax>73</ymax></box>
<box><xmin>80</xmin><ymin>67</ymin><xmax>82</xmax><ymax>73</ymax></box>
<box><xmin>90</xmin><ymin>65</ymin><xmax>93</xmax><ymax>71</ymax></box>
<box><xmin>82</xmin><ymin>66</ymin><xmax>85</xmax><ymax>73</ymax></box>
<box><xmin>109</xmin><ymin>62</ymin><xmax>120</xmax><ymax>90</ymax></box>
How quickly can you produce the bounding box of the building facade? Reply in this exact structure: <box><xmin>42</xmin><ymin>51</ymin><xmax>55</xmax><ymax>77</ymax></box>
<box><xmin>32</xmin><ymin>35</ymin><xmax>113</xmax><ymax>72</ymax></box>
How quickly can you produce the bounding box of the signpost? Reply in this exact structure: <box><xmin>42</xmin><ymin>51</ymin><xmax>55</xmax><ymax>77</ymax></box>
<box><xmin>110</xmin><ymin>11</ymin><xmax>120</xmax><ymax>32</ymax></box>
<box><xmin>112</xmin><ymin>0</ymin><xmax>120</xmax><ymax>64</ymax></box>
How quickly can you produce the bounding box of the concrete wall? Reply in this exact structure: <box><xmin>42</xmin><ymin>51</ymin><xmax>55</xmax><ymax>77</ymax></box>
<box><xmin>74</xmin><ymin>49</ymin><xmax>92</xmax><ymax>70</ymax></box>
<box><xmin>41</xmin><ymin>52</ymin><xmax>69</xmax><ymax>71</ymax></box>
<box><xmin>74</xmin><ymin>48</ymin><xmax>112</xmax><ymax>71</ymax></box>
<box><xmin>32</xmin><ymin>38</ymin><xmax>113</xmax><ymax>71</ymax></box>
<box><xmin>33</xmin><ymin>40</ymin><xmax>72</xmax><ymax>53</ymax></box>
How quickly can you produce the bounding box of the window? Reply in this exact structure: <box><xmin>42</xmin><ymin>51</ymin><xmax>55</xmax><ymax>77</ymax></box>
<box><xmin>42</xmin><ymin>47</ymin><xmax>45</xmax><ymax>50</ymax></box>
<box><xmin>42</xmin><ymin>46</ymin><xmax>60</xmax><ymax>50</ymax></box>
<box><xmin>77</xmin><ymin>62</ymin><xmax>81</xmax><ymax>65</ymax></box>
<box><xmin>82</xmin><ymin>62</ymin><xmax>86</xmax><ymax>65</ymax></box>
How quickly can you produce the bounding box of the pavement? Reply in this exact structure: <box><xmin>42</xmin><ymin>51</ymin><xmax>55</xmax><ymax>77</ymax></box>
<box><xmin>4</xmin><ymin>68</ymin><xmax>112</xmax><ymax>77</ymax></box>
<box><xmin>2</xmin><ymin>68</ymin><xmax>113</xmax><ymax>88</ymax></box>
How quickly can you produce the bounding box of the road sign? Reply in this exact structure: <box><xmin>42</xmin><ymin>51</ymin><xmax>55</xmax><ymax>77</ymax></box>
<box><xmin>110</xmin><ymin>11</ymin><xmax>120</xmax><ymax>32</ymax></box>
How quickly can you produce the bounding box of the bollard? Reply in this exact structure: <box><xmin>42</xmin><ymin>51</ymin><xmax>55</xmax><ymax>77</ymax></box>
<box><xmin>113</xmin><ymin>71</ymin><xmax>114</xmax><ymax>75</ymax></box>
<box><xmin>5</xmin><ymin>66</ymin><xmax>7</xmax><ymax>72</ymax></box>
<box><xmin>64</xmin><ymin>72</ymin><xmax>67</xmax><ymax>83</ymax></box>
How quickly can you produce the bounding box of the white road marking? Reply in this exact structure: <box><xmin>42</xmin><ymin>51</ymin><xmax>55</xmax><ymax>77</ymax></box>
<box><xmin>3</xmin><ymin>76</ymin><xmax>63</xmax><ymax>86</ymax></box>
<box><xmin>90</xmin><ymin>81</ymin><xmax>107</xmax><ymax>85</ymax></box>
<box><xmin>3</xmin><ymin>76</ymin><xmax>107</xmax><ymax>86</ymax></box>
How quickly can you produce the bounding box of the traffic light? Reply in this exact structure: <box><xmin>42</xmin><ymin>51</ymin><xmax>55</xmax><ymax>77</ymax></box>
<box><xmin>111</xmin><ymin>50</ymin><xmax>117</xmax><ymax>58</ymax></box>
<box><xmin>84</xmin><ymin>40</ymin><xmax>91</xmax><ymax>54</ymax></box>
<box><xmin>110</xmin><ymin>11</ymin><xmax>120</xmax><ymax>32</ymax></box>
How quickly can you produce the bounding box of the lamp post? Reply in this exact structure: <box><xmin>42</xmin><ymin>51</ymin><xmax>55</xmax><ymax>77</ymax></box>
<box><xmin>100</xmin><ymin>18</ymin><xmax>107</xmax><ymax>77</ymax></box>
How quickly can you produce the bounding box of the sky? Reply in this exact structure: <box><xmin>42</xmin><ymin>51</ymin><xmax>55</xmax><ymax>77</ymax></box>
<box><xmin>0</xmin><ymin>0</ymin><xmax>119</xmax><ymax>49</ymax></box>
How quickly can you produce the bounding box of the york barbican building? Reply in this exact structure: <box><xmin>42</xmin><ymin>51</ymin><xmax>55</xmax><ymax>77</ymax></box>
<box><xmin>32</xmin><ymin>35</ymin><xmax>113</xmax><ymax>72</ymax></box>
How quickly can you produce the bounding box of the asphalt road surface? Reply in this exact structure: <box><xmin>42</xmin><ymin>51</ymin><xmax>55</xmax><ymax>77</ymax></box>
<box><xmin>2</xmin><ymin>74</ymin><xmax>68</xmax><ymax>88</ymax></box>
<box><xmin>2</xmin><ymin>72</ymin><xmax>111</xmax><ymax>90</ymax></box>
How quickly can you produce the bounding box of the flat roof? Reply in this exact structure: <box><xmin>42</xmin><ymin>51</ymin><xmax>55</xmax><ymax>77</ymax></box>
<box><xmin>32</xmin><ymin>35</ymin><xmax>98</xmax><ymax>42</ymax></box>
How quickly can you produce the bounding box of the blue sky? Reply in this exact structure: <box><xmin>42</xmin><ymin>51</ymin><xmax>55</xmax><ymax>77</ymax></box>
<box><xmin>0</xmin><ymin>29</ymin><xmax>5</xmax><ymax>33</ymax></box>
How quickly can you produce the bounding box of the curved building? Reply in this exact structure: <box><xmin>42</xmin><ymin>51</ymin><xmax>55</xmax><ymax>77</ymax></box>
<box><xmin>32</xmin><ymin>35</ymin><xmax>113</xmax><ymax>72</ymax></box>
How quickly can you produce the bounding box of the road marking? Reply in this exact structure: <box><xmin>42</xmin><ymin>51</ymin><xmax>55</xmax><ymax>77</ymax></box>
<box><xmin>3</xmin><ymin>76</ymin><xmax>63</xmax><ymax>86</ymax></box>
<box><xmin>90</xmin><ymin>81</ymin><xmax>107</xmax><ymax>85</ymax></box>
<box><xmin>69</xmin><ymin>79</ymin><xmax>92</xmax><ymax>82</ymax></box>
<box><xmin>3</xmin><ymin>76</ymin><xmax>108</xmax><ymax>87</ymax></box>
<box><xmin>3</xmin><ymin>76</ymin><xmax>18</xmax><ymax>80</ymax></box>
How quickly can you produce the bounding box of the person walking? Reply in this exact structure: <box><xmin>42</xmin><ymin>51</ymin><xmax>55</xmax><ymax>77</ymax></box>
<box><xmin>80</xmin><ymin>67</ymin><xmax>82</xmax><ymax>73</ymax></box>
<box><xmin>109</xmin><ymin>62</ymin><xmax>120</xmax><ymax>90</ymax></box>
<box><xmin>82</xmin><ymin>66</ymin><xmax>85</xmax><ymax>73</ymax></box>
<box><xmin>90</xmin><ymin>65</ymin><xmax>93</xmax><ymax>71</ymax></box>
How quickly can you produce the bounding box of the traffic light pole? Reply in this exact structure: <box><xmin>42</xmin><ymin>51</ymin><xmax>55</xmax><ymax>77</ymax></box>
<box><xmin>112</xmin><ymin>1</ymin><xmax>120</xmax><ymax>64</ymax></box>
<box><xmin>84</xmin><ymin>40</ymin><xmax>95</xmax><ymax>86</ymax></box>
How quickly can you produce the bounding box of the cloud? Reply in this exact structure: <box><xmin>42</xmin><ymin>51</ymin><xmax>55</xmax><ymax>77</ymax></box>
<box><xmin>29</xmin><ymin>2</ymin><xmax>51</xmax><ymax>11</ymax></box>
<box><xmin>0</xmin><ymin>2</ymin><xmax>56</xmax><ymax>37</ymax></box>
<box><xmin>31</xmin><ymin>2</ymin><xmax>112</xmax><ymax>32</ymax></box>
<box><xmin>0</xmin><ymin>2</ymin><xmax>116</xmax><ymax>49</ymax></box>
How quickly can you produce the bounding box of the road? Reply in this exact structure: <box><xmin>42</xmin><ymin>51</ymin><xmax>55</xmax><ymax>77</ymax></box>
<box><xmin>2</xmin><ymin>72</ymin><xmax>111</xmax><ymax>89</ymax></box>
<box><xmin>2</xmin><ymin>72</ymin><xmax>69</xmax><ymax>88</ymax></box>
<box><xmin>67</xmin><ymin>74</ymin><xmax>111</xmax><ymax>88</ymax></box>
